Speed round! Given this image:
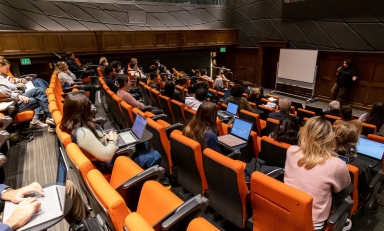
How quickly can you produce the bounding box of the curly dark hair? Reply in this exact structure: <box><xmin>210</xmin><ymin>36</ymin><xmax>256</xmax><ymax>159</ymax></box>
<box><xmin>364</xmin><ymin>102</ymin><xmax>384</xmax><ymax>129</ymax></box>
<box><xmin>271</xmin><ymin>115</ymin><xmax>299</xmax><ymax>145</ymax></box>
<box><xmin>230</xmin><ymin>84</ymin><xmax>245</xmax><ymax>97</ymax></box>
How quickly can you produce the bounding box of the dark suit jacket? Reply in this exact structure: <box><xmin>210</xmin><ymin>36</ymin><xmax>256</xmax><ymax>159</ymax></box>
<box><xmin>323</xmin><ymin>109</ymin><xmax>341</xmax><ymax>117</ymax></box>
<box><xmin>268</xmin><ymin>111</ymin><xmax>299</xmax><ymax>121</ymax></box>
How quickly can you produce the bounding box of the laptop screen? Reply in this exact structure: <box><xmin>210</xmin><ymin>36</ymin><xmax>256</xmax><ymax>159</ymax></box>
<box><xmin>57</xmin><ymin>147</ymin><xmax>69</xmax><ymax>185</ymax></box>
<box><xmin>231</xmin><ymin>118</ymin><xmax>253</xmax><ymax>141</ymax></box>
<box><xmin>227</xmin><ymin>102</ymin><xmax>238</xmax><ymax>115</ymax></box>
<box><xmin>356</xmin><ymin>138</ymin><xmax>384</xmax><ymax>160</ymax></box>
<box><xmin>132</xmin><ymin>114</ymin><xmax>147</xmax><ymax>140</ymax></box>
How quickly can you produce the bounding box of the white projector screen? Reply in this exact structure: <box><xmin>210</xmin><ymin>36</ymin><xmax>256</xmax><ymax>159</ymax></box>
<box><xmin>277</xmin><ymin>49</ymin><xmax>318</xmax><ymax>83</ymax></box>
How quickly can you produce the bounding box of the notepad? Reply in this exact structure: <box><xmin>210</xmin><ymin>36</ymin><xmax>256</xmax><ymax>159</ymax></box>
<box><xmin>0</xmin><ymin>102</ymin><xmax>13</xmax><ymax>111</ymax></box>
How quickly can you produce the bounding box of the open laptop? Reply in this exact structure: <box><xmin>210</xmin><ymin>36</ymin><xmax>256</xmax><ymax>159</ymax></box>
<box><xmin>223</xmin><ymin>90</ymin><xmax>231</xmax><ymax>99</ymax></box>
<box><xmin>218</xmin><ymin>118</ymin><xmax>253</xmax><ymax>148</ymax></box>
<box><xmin>3</xmin><ymin>147</ymin><xmax>68</xmax><ymax>231</ymax></box>
<box><xmin>356</xmin><ymin>138</ymin><xmax>384</xmax><ymax>168</ymax></box>
<box><xmin>218</xmin><ymin>101</ymin><xmax>238</xmax><ymax>119</ymax></box>
<box><xmin>117</xmin><ymin>114</ymin><xmax>147</xmax><ymax>147</ymax></box>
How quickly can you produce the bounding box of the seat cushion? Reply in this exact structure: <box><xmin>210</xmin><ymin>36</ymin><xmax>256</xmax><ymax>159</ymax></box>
<box><xmin>14</xmin><ymin>110</ymin><xmax>34</xmax><ymax>123</ymax></box>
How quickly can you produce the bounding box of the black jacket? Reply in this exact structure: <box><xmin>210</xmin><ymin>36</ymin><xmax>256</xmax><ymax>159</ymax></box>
<box><xmin>337</xmin><ymin>67</ymin><xmax>356</xmax><ymax>87</ymax></box>
<box><xmin>65</xmin><ymin>58</ymin><xmax>83</xmax><ymax>73</ymax></box>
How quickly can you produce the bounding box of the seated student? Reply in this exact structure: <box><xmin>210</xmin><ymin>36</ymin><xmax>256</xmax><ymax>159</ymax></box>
<box><xmin>103</xmin><ymin>65</ymin><xmax>118</xmax><ymax>93</ymax></box>
<box><xmin>224</xmin><ymin>84</ymin><xmax>262</xmax><ymax>114</ymax></box>
<box><xmin>359</xmin><ymin>102</ymin><xmax>384</xmax><ymax>133</ymax></box>
<box><xmin>162</xmin><ymin>81</ymin><xmax>184</xmax><ymax>103</ymax></box>
<box><xmin>185</xmin><ymin>87</ymin><xmax>207</xmax><ymax>111</ymax></box>
<box><xmin>54</xmin><ymin>61</ymin><xmax>96</xmax><ymax>104</ymax></box>
<box><xmin>323</xmin><ymin>100</ymin><xmax>341</xmax><ymax>117</ymax></box>
<box><xmin>0</xmin><ymin>181</ymin><xmax>87</xmax><ymax>231</ymax></box>
<box><xmin>190</xmin><ymin>69</ymin><xmax>201</xmax><ymax>85</ymax></box>
<box><xmin>60</xmin><ymin>92</ymin><xmax>161</xmax><ymax>173</ymax></box>
<box><xmin>159</xmin><ymin>65</ymin><xmax>171</xmax><ymax>81</ymax></box>
<box><xmin>178</xmin><ymin>77</ymin><xmax>189</xmax><ymax>88</ymax></box>
<box><xmin>248</xmin><ymin>87</ymin><xmax>266</xmax><ymax>106</ymax></box>
<box><xmin>215</xmin><ymin>69</ymin><xmax>227</xmax><ymax>80</ymax></box>
<box><xmin>116</xmin><ymin>75</ymin><xmax>163</xmax><ymax>115</ymax></box>
<box><xmin>99</xmin><ymin>56</ymin><xmax>108</xmax><ymax>76</ymax></box>
<box><xmin>128</xmin><ymin>61</ymin><xmax>145</xmax><ymax>80</ymax></box>
<box><xmin>268</xmin><ymin>98</ymin><xmax>299</xmax><ymax>121</ymax></box>
<box><xmin>0</xmin><ymin>58</ymin><xmax>54</xmax><ymax>129</ymax></box>
<box><xmin>111</xmin><ymin>60</ymin><xmax>123</xmax><ymax>75</ymax></box>
<box><xmin>269</xmin><ymin>115</ymin><xmax>299</xmax><ymax>145</ymax></box>
<box><xmin>334</xmin><ymin>104</ymin><xmax>362</xmax><ymax>134</ymax></box>
<box><xmin>65</xmin><ymin>52</ymin><xmax>94</xmax><ymax>79</ymax></box>
<box><xmin>334</xmin><ymin>124</ymin><xmax>372</xmax><ymax>200</ymax></box>
<box><xmin>284</xmin><ymin>116</ymin><xmax>351</xmax><ymax>231</ymax></box>
<box><xmin>201</xmin><ymin>69</ymin><xmax>210</xmax><ymax>80</ymax></box>
<box><xmin>183</xmin><ymin>102</ymin><xmax>220</xmax><ymax>153</ymax></box>
<box><xmin>213</xmin><ymin>78</ymin><xmax>227</xmax><ymax>92</ymax></box>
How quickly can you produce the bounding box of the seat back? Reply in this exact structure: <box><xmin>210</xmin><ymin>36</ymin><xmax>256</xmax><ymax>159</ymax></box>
<box><xmin>324</xmin><ymin>114</ymin><xmax>341</xmax><ymax>124</ymax></box>
<box><xmin>97</xmin><ymin>67</ymin><xmax>104</xmax><ymax>77</ymax></box>
<box><xmin>158</xmin><ymin>95</ymin><xmax>175</xmax><ymax>124</ymax></box>
<box><xmin>175</xmin><ymin>85</ymin><xmax>185</xmax><ymax>97</ymax></box>
<box><xmin>208</xmin><ymin>88</ymin><xmax>217</xmax><ymax>96</ymax></box>
<box><xmin>120</xmin><ymin>101</ymin><xmax>134</xmax><ymax>128</ymax></box>
<box><xmin>347</xmin><ymin>164</ymin><xmax>359</xmax><ymax>216</ymax></box>
<box><xmin>305</xmin><ymin>105</ymin><xmax>324</xmax><ymax>116</ymax></box>
<box><xmin>250</xmin><ymin>171</ymin><xmax>314</xmax><ymax>231</ymax></box>
<box><xmin>291</xmin><ymin>101</ymin><xmax>303</xmax><ymax>110</ymax></box>
<box><xmin>184</xmin><ymin>107</ymin><xmax>196</xmax><ymax>125</ymax></box>
<box><xmin>56</xmin><ymin>125</ymin><xmax>72</xmax><ymax>148</ymax></box>
<box><xmin>171</xmin><ymin>100</ymin><xmax>186</xmax><ymax>124</ymax></box>
<box><xmin>87</xmin><ymin>169</ymin><xmax>131</xmax><ymax>231</ymax></box>
<box><xmin>297</xmin><ymin>108</ymin><xmax>316</xmax><ymax>121</ymax></box>
<box><xmin>170</xmin><ymin>132</ymin><xmax>207</xmax><ymax>195</ymax></box>
<box><xmin>75</xmin><ymin>58</ymin><xmax>91</xmax><ymax>83</ymax></box>
<box><xmin>362</xmin><ymin>123</ymin><xmax>377</xmax><ymax>136</ymax></box>
<box><xmin>146</xmin><ymin>118</ymin><xmax>173</xmax><ymax>175</ymax></box>
<box><xmin>137</xmin><ymin>181</ymin><xmax>183</xmax><ymax>226</ymax></box>
<box><xmin>187</xmin><ymin>218</ymin><xmax>219</xmax><ymax>231</ymax></box>
<box><xmin>367</xmin><ymin>134</ymin><xmax>384</xmax><ymax>144</ymax></box>
<box><xmin>259</xmin><ymin>136</ymin><xmax>291</xmax><ymax>168</ymax></box>
<box><xmin>239</xmin><ymin>131</ymin><xmax>259</xmax><ymax>161</ymax></box>
<box><xmin>144</xmin><ymin>85</ymin><xmax>153</xmax><ymax>106</ymax></box>
<box><xmin>203</xmin><ymin>148</ymin><xmax>248</xmax><ymax>228</ymax></box>
<box><xmin>257</xmin><ymin>105</ymin><xmax>274</xmax><ymax>120</ymax></box>
<box><xmin>150</xmin><ymin>89</ymin><xmax>161</xmax><ymax>108</ymax></box>
<box><xmin>112</xmin><ymin>94</ymin><xmax>127</xmax><ymax>129</ymax></box>
<box><xmin>239</xmin><ymin>109</ymin><xmax>263</xmax><ymax>135</ymax></box>
<box><xmin>139</xmin><ymin>82</ymin><xmax>149</xmax><ymax>105</ymax></box>
<box><xmin>266</xmin><ymin>118</ymin><xmax>279</xmax><ymax>135</ymax></box>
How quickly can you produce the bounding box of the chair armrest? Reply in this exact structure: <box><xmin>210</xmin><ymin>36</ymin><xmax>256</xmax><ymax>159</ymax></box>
<box><xmin>369</xmin><ymin>170</ymin><xmax>384</xmax><ymax>188</ymax></box>
<box><xmin>160</xmin><ymin>195</ymin><xmax>209</xmax><ymax>230</ymax></box>
<box><xmin>334</xmin><ymin>184</ymin><xmax>354</xmax><ymax>199</ymax></box>
<box><xmin>115</xmin><ymin>145</ymin><xmax>136</xmax><ymax>157</ymax></box>
<box><xmin>165</xmin><ymin>123</ymin><xmax>184</xmax><ymax>138</ymax></box>
<box><xmin>93</xmin><ymin>117</ymin><xmax>107</xmax><ymax>128</ymax></box>
<box><xmin>266</xmin><ymin>168</ymin><xmax>285</xmax><ymax>180</ymax></box>
<box><xmin>363</xmin><ymin>170</ymin><xmax>384</xmax><ymax>215</ymax></box>
<box><xmin>226</xmin><ymin>150</ymin><xmax>241</xmax><ymax>159</ymax></box>
<box><xmin>140</xmin><ymin>105</ymin><xmax>153</xmax><ymax>112</ymax></box>
<box><xmin>73</xmin><ymin>79</ymin><xmax>83</xmax><ymax>83</ymax></box>
<box><xmin>119</xmin><ymin>165</ymin><xmax>165</xmax><ymax>189</ymax></box>
<box><xmin>327</xmin><ymin>196</ymin><xmax>353</xmax><ymax>227</ymax></box>
<box><xmin>19</xmin><ymin>74</ymin><xmax>37</xmax><ymax>79</ymax></box>
<box><xmin>0</xmin><ymin>116</ymin><xmax>13</xmax><ymax>130</ymax></box>
<box><xmin>150</xmin><ymin>114</ymin><xmax>167</xmax><ymax>121</ymax></box>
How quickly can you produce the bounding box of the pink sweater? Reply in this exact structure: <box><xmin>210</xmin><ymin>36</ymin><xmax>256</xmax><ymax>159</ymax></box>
<box><xmin>117</xmin><ymin>89</ymin><xmax>143</xmax><ymax>109</ymax></box>
<box><xmin>284</xmin><ymin>146</ymin><xmax>350</xmax><ymax>222</ymax></box>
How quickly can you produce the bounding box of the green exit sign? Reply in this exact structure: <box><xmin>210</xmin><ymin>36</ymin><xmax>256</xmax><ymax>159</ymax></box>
<box><xmin>220</xmin><ymin>47</ymin><xmax>226</xmax><ymax>52</ymax></box>
<box><xmin>20</xmin><ymin>58</ymin><xmax>31</xmax><ymax>65</ymax></box>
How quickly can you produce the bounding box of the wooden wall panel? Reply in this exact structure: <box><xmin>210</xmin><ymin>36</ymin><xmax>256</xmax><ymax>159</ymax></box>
<box><xmin>42</xmin><ymin>35</ymin><xmax>60</xmax><ymax>51</ymax></box>
<box><xmin>183</xmin><ymin>31</ymin><xmax>197</xmax><ymax>46</ymax></box>
<box><xmin>205</xmin><ymin>31</ymin><xmax>216</xmax><ymax>45</ymax></box>
<box><xmin>168</xmin><ymin>32</ymin><xmax>180</xmax><ymax>46</ymax></box>
<box><xmin>225</xmin><ymin>47</ymin><xmax>259</xmax><ymax>83</ymax></box>
<box><xmin>120</xmin><ymin>33</ymin><xmax>133</xmax><ymax>48</ymax></box>
<box><xmin>103</xmin><ymin>33</ymin><xmax>119</xmax><ymax>49</ymax></box>
<box><xmin>134</xmin><ymin>33</ymin><xmax>155</xmax><ymax>47</ymax></box>
<box><xmin>21</xmin><ymin>35</ymin><xmax>41</xmax><ymax>52</ymax></box>
<box><xmin>78</xmin><ymin>34</ymin><xmax>97</xmax><ymax>50</ymax></box>
<box><xmin>156</xmin><ymin>33</ymin><xmax>167</xmax><ymax>47</ymax></box>
<box><xmin>60</xmin><ymin>34</ymin><xmax>78</xmax><ymax>51</ymax></box>
<box><xmin>1</xmin><ymin>35</ymin><xmax>21</xmax><ymax>52</ymax></box>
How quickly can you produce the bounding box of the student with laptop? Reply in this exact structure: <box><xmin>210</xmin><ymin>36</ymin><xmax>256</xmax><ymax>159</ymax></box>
<box><xmin>0</xmin><ymin>180</ymin><xmax>87</xmax><ymax>231</ymax></box>
<box><xmin>60</xmin><ymin>92</ymin><xmax>161</xmax><ymax>174</ymax></box>
<box><xmin>334</xmin><ymin>124</ymin><xmax>373</xmax><ymax>200</ymax></box>
<box><xmin>183</xmin><ymin>102</ymin><xmax>221</xmax><ymax>153</ymax></box>
<box><xmin>224</xmin><ymin>84</ymin><xmax>263</xmax><ymax>115</ymax></box>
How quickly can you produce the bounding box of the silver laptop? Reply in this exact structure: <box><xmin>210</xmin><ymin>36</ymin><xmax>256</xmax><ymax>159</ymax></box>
<box><xmin>356</xmin><ymin>138</ymin><xmax>384</xmax><ymax>168</ymax></box>
<box><xmin>218</xmin><ymin>102</ymin><xmax>238</xmax><ymax>122</ymax></box>
<box><xmin>117</xmin><ymin>114</ymin><xmax>147</xmax><ymax>147</ymax></box>
<box><xmin>3</xmin><ymin>147</ymin><xmax>68</xmax><ymax>230</ymax></box>
<box><xmin>218</xmin><ymin>118</ymin><xmax>253</xmax><ymax>147</ymax></box>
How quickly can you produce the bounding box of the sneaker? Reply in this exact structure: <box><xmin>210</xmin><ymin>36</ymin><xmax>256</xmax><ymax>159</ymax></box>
<box><xmin>30</xmin><ymin>120</ymin><xmax>49</xmax><ymax>129</ymax></box>
<box><xmin>48</xmin><ymin>126</ymin><xmax>56</xmax><ymax>133</ymax></box>
<box><xmin>343</xmin><ymin>218</ymin><xmax>352</xmax><ymax>231</ymax></box>
<box><xmin>45</xmin><ymin>117</ymin><xmax>56</xmax><ymax>126</ymax></box>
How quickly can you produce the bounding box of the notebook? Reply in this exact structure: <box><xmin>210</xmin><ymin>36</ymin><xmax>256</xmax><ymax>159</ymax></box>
<box><xmin>218</xmin><ymin>118</ymin><xmax>253</xmax><ymax>147</ymax></box>
<box><xmin>3</xmin><ymin>147</ymin><xmax>68</xmax><ymax>231</ymax></box>
<box><xmin>117</xmin><ymin>114</ymin><xmax>147</xmax><ymax>147</ymax></box>
<box><xmin>356</xmin><ymin>138</ymin><xmax>384</xmax><ymax>168</ymax></box>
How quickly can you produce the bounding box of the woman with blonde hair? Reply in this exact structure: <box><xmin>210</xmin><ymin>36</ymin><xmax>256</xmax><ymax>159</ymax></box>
<box><xmin>334</xmin><ymin>124</ymin><xmax>372</xmax><ymax>199</ymax></box>
<box><xmin>284</xmin><ymin>116</ymin><xmax>351</xmax><ymax>231</ymax></box>
<box><xmin>248</xmin><ymin>87</ymin><xmax>266</xmax><ymax>106</ymax></box>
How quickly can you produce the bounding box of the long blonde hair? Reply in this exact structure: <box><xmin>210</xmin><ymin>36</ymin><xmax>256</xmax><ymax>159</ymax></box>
<box><xmin>54</xmin><ymin>61</ymin><xmax>67</xmax><ymax>75</ymax></box>
<box><xmin>334</xmin><ymin>124</ymin><xmax>359</xmax><ymax>157</ymax></box>
<box><xmin>293</xmin><ymin>116</ymin><xmax>337</xmax><ymax>169</ymax></box>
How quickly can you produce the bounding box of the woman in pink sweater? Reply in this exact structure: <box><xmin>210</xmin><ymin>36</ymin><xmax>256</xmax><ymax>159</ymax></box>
<box><xmin>284</xmin><ymin>116</ymin><xmax>351</xmax><ymax>231</ymax></box>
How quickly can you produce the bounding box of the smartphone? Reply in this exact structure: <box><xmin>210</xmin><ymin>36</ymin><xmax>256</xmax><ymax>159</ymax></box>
<box><xmin>338</xmin><ymin>155</ymin><xmax>349</xmax><ymax>164</ymax></box>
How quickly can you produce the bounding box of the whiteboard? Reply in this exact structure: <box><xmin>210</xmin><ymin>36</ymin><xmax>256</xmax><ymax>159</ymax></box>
<box><xmin>277</xmin><ymin>49</ymin><xmax>318</xmax><ymax>83</ymax></box>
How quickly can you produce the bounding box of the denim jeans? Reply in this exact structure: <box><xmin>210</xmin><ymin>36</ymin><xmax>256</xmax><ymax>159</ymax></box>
<box><xmin>18</xmin><ymin>87</ymin><xmax>49</xmax><ymax>115</ymax></box>
<box><xmin>133</xmin><ymin>141</ymin><xmax>161</xmax><ymax>169</ymax></box>
<box><xmin>32</xmin><ymin>78</ymin><xmax>49</xmax><ymax>92</ymax></box>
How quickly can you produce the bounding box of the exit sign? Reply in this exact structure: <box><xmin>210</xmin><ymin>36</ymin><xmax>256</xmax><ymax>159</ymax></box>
<box><xmin>220</xmin><ymin>47</ymin><xmax>226</xmax><ymax>52</ymax></box>
<box><xmin>20</xmin><ymin>58</ymin><xmax>31</xmax><ymax>65</ymax></box>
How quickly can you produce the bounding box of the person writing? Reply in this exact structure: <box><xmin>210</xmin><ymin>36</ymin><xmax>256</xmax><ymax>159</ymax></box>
<box><xmin>331</xmin><ymin>59</ymin><xmax>357</xmax><ymax>104</ymax></box>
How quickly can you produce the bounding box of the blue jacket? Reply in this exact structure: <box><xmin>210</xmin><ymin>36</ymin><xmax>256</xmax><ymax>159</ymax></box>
<box><xmin>204</xmin><ymin>130</ymin><xmax>221</xmax><ymax>153</ymax></box>
<box><xmin>0</xmin><ymin>184</ymin><xmax>12</xmax><ymax>231</ymax></box>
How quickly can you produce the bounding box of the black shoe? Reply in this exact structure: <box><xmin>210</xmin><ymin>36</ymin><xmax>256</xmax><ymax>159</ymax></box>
<box><xmin>162</xmin><ymin>177</ymin><xmax>170</xmax><ymax>186</ymax></box>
